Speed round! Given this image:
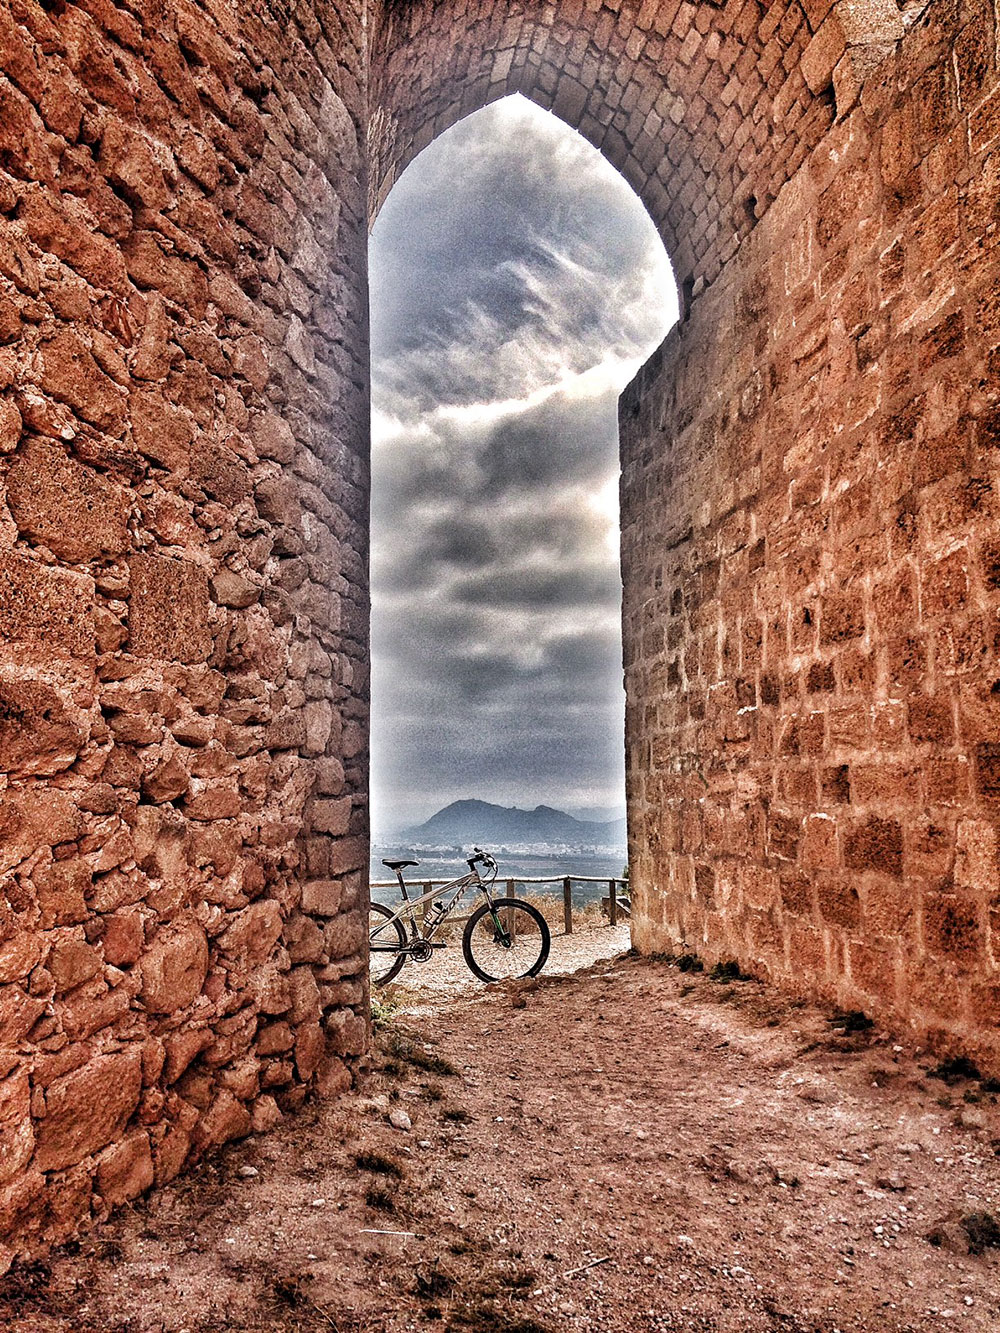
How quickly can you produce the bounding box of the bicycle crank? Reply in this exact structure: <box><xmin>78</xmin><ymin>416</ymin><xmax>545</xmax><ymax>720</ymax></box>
<box><xmin>403</xmin><ymin>939</ymin><xmax>447</xmax><ymax>963</ymax></box>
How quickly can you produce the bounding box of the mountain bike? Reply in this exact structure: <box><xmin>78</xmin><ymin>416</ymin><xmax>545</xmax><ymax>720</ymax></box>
<box><xmin>368</xmin><ymin>847</ymin><xmax>551</xmax><ymax>985</ymax></box>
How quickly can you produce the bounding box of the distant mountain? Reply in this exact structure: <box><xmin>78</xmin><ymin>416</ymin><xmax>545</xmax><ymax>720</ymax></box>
<box><xmin>401</xmin><ymin>799</ymin><xmax>627</xmax><ymax>848</ymax></box>
<box><xmin>569</xmin><ymin>803</ymin><xmax>627</xmax><ymax>824</ymax></box>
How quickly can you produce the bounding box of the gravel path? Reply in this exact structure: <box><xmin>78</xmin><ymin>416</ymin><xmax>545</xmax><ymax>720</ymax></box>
<box><xmin>2</xmin><ymin>952</ymin><xmax>999</xmax><ymax>1332</ymax></box>
<box><xmin>382</xmin><ymin>920</ymin><xmax>632</xmax><ymax>1002</ymax></box>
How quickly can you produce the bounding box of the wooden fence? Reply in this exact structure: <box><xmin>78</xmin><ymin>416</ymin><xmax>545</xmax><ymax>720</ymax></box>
<box><xmin>368</xmin><ymin>875</ymin><xmax>630</xmax><ymax>933</ymax></box>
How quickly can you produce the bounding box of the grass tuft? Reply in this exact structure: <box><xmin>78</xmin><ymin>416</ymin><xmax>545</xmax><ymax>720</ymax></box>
<box><xmin>365</xmin><ymin>1184</ymin><xmax>396</xmax><ymax>1213</ymax></box>
<box><xmin>353</xmin><ymin>1150</ymin><xmax>405</xmax><ymax>1178</ymax></box>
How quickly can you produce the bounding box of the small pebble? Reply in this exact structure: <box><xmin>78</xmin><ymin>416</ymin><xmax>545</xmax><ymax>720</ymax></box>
<box><xmin>389</xmin><ymin>1108</ymin><xmax>412</xmax><ymax>1131</ymax></box>
<box><xmin>239</xmin><ymin>1166</ymin><xmax>258</xmax><ymax>1178</ymax></box>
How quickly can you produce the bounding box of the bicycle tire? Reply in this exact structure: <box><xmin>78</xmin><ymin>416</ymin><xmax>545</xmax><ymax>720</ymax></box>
<box><xmin>462</xmin><ymin>897</ymin><xmax>550</xmax><ymax>982</ymax></box>
<box><xmin>369</xmin><ymin>902</ymin><xmax>407</xmax><ymax>986</ymax></box>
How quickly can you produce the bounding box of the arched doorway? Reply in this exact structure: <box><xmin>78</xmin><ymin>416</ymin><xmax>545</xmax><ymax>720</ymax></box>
<box><xmin>368</xmin><ymin>95</ymin><xmax>677</xmax><ymax>905</ymax></box>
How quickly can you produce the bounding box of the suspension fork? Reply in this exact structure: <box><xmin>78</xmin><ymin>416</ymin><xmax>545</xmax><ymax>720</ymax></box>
<box><xmin>480</xmin><ymin>885</ymin><xmax>511</xmax><ymax>946</ymax></box>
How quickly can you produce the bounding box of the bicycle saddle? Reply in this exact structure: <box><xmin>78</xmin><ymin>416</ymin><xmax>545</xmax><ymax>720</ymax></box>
<box><xmin>382</xmin><ymin>858</ymin><xmax>419</xmax><ymax>870</ymax></box>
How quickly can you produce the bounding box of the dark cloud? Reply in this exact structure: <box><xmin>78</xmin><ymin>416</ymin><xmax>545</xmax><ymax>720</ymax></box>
<box><xmin>369</xmin><ymin>96</ymin><xmax>676</xmax><ymax>831</ymax></box>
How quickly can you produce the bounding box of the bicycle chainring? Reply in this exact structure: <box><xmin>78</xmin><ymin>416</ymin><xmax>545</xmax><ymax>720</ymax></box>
<box><xmin>408</xmin><ymin>939</ymin><xmax>434</xmax><ymax>963</ymax></box>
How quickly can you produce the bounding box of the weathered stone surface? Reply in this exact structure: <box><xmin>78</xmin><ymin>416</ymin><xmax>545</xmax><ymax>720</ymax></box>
<box><xmin>0</xmin><ymin>788</ymin><xmax>80</xmax><ymax>879</ymax></box>
<box><xmin>101</xmin><ymin>910</ymin><xmax>144</xmax><ymax>967</ymax></box>
<box><xmin>301</xmin><ymin>880</ymin><xmax>343</xmax><ymax>917</ymax></box>
<box><xmin>218</xmin><ymin>900</ymin><xmax>283</xmax><ymax>964</ymax></box>
<box><xmin>127</xmin><ymin>554</ymin><xmax>211</xmax><ymax>663</ymax></box>
<box><xmin>0</xmin><ymin>1071</ymin><xmax>33</xmax><ymax>1185</ymax></box>
<box><xmin>141</xmin><ymin>752</ymin><xmax>190</xmax><ymax>804</ymax></box>
<box><xmin>139</xmin><ymin>920</ymin><xmax>209</xmax><ymax>1014</ymax></box>
<box><xmin>193</xmin><ymin>1089</ymin><xmax>252</xmax><ymax>1150</ymax></box>
<box><xmin>129</xmin><ymin>389</ymin><xmax>193</xmax><ymax>471</ymax></box>
<box><xmin>0</xmin><ymin>663</ymin><xmax>90</xmax><ymax>778</ymax></box>
<box><xmin>47</xmin><ymin>937</ymin><xmax>103</xmax><ymax>993</ymax></box>
<box><xmin>6</xmin><ymin>438</ymin><xmax>129</xmax><ymax>563</ymax></box>
<box><xmin>0</xmin><ymin>552</ymin><xmax>94</xmax><ymax>658</ymax></box>
<box><xmin>210</xmin><ymin>568</ymin><xmax>259</xmax><ymax>609</ymax></box>
<box><xmin>34</xmin><ymin>861</ymin><xmax>91</xmax><ymax>929</ymax></box>
<box><xmin>95</xmin><ymin>1131</ymin><xmax>154</xmax><ymax>1206</ymax></box>
<box><xmin>35</xmin><ymin>1050</ymin><xmax>143</xmax><ymax>1172</ymax></box>
<box><xmin>34</xmin><ymin>328</ymin><xmax>127</xmax><ymax>432</ymax></box>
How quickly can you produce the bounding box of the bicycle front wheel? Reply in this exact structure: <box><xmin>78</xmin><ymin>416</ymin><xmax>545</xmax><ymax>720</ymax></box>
<box><xmin>369</xmin><ymin>902</ymin><xmax>407</xmax><ymax>986</ymax></box>
<box><xmin>462</xmin><ymin>897</ymin><xmax>550</xmax><ymax>983</ymax></box>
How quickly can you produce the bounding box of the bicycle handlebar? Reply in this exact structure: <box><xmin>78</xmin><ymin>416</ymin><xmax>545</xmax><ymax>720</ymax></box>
<box><xmin>467</xmin><ymin>846</ymin><xmax>497</xmax><ymax>873</ymax></box>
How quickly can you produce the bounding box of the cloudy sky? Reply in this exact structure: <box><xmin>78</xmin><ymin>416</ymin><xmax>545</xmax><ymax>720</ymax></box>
<box><xmin>369</xmin><ymin>95</ymin><xmax>677</xmax><ymax>835</ymax></box>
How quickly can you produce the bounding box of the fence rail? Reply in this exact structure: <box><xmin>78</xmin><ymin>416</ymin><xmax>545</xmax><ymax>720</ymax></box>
<box><xmin>369</xmin><ymin>875</ymin><xmax>630</xmax><ymax>933</ymax></box>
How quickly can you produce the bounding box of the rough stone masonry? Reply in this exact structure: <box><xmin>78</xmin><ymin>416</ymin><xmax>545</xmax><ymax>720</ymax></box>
<box><xmin>0</xmin><ymin>0</ymin><xmax>998</xmax><ymax>1264</ymax></box>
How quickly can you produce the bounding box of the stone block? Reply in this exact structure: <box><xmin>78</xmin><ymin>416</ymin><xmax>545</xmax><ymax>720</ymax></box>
<box><xmin>192</xmin><ymin>1089</ymin><xmax>251</xmax><ymax>1151</ymax></box>
<box><xmin>17</xmin><ymin>186</ymin><xmax>130</xmax><ymax>289</ymax></box>
<box><xmin>0</xmin><ymin>552</ymin><xmax>94</xmax><ymax>658</ymax></box>
<box><xmin>139</xmin><ymin>919</ymin><xmax>209</xmax><ymax>1014</ymax></box>
<box><xmin>35</xmin><ymin>1048</ymin><xmax>142</xmax><ymax>1172</ymax></box>
<box><xmin>218</xmin><ymin>900</ymin><xmax>283</xmax><ymax>963</ymax></box>
<box><xmin>0</xmin><ymin>660</ymin><xmax>90</xmax><ymax>778</ymax></box>
<box><xmin>98</xmin><ymin>122</ymin><xmax>168</xmax><ymax>211</ymax></box>
<box><xmin>95</xmin><ymin>1131</ymin><xmax>154</xmax><ymax>1206</ymax></box>
<box><xmin>302</xmin><ymin>879</ymin><xmax>343</xmax><ymax>917</ymax></box>
<box><xmin>190</xmin><ymin>439</ymin><xmax>251</xmax><ymax>505</ymax></box>
<box><xmin>127</xmin><ymin>553</ymin><xmax>211</xmax><ymax>663</ymax></box>
<box><xmin>129</xmin><ymin>389</ymin><xmax>193</xmax><ymax>471</ymax></box>
<box><xmin>101</xmin><ymin>910</ymin><xmax>144</xmax><ymax>967</ymax></box>
<box><xmin>310</xmin><ymin>797</ymin><xmax>351</xmax><ymax>836</ymax></box>
<box><xmin>6</xmin><ymin>438</ymin><xmax>129</xmax><ymax>563</ymax></box>
<box><xmin>801</xmin><ymin>15</ymin><xmax>845</xmax><ymax>95</ymax></box>
<box><xmin>47</xmin><ymin>936</ymin><xmax>102</xmax><ymax>994</ymax></box>
<box><xmin>844</xmin><ymin>817</ymin><xmax>903</xmax><ymax>878</ymax></box>
<box><xmin>0</xmin><ymin>1070</ymin><xmax>33</xmax><ymax>1185</ymax></box>
<box><xmin>0</xmin><ymin>788</ymin><xmax>81</xmax><ymax>879</ymax></box>
<box><xmin>923</xmin><ymin>894</ymin><xmax>983</xmax><ymax>968</ymax></box>
<box><xmin>33</xmin><ymin>329</ymin><xmax>127</xmax><ymax>433</ymax></box>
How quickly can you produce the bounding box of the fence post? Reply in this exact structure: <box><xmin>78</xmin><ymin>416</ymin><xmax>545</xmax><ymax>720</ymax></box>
<box><xmin>563</xmin><ymin>877</ymin><xmax>572</xmax><ymax>935</ymax></box>
<box><xmin>609</xmin><ymin>878</ymin><xmax>618</xmax><ymax>926</ymax></box>
<box><xmin>506</xmin><ymin>878</ymin><xmax>516</xmax><ymax>940</ymax></box>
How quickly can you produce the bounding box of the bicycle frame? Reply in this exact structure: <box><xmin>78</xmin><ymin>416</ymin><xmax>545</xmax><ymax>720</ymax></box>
<box><xmin>369</xmin><ymin>862</ymin><xmax>500</xmax><ymax>952</ymax></box>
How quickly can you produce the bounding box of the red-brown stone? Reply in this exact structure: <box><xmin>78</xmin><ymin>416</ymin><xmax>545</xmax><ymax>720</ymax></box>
<box><xmin>34</xmin><ymin>1049</ymin><xmax>143</xmax><ymax>1172</ymax></box>
<box><xmin>6</xmin><ymin>438</ymin><xmax>129</xmax><ymax>563</ymax></box>
<box><xmin>139</xmin><ymin>920</ymin><xmax>209</xmax><ymax>1015</ymax></box>
<box><xmin>127</xmin><ymin>554</ymin><xmax>211</xmax><ymax>663</ymax></box>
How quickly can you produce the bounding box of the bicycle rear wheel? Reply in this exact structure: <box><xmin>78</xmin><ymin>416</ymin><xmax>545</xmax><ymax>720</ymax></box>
<box><xmin>369</xmin><ymin>902</ymin><xmax>407</xmax><ymax>986</ymax></box>
<box><xmin>462</xmin><ymin>897</ymin><xmax>550</xmax><ymax>982</ymax></box>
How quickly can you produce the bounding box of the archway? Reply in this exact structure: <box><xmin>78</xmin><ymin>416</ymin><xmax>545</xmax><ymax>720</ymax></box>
<box><xmin>367</xmin><ymin>94</ymin><xmax>677</xmax><ymax>931</ymax></box>
<box><xmin>371</xmin><ymin>0</ymin><xmax>1000</xmax><ymax>1073</ymax></box>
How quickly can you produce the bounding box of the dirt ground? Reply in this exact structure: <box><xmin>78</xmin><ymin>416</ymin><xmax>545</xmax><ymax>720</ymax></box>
<box><xmin>2</xmin><ymin>940</ymin><xmax>1000</xmax><ymax>1333</ymax></box>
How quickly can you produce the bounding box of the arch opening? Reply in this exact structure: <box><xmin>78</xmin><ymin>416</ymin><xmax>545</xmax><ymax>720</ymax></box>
<box><xmin>368</xmin><ymin>95</ymin><xmax>677</xmax><ymax>881</ymax></box>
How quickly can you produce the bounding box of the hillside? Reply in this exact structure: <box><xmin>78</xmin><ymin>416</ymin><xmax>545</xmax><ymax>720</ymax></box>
<box><xmin>402</xmin><ymin>798</ymin><xmax>627</xmax><ymax>847</ymax></box>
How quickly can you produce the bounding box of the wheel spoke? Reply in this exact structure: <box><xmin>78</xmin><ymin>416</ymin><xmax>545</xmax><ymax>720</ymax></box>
<box><xmin>463</xmin><ymin>900</ymin><xmax>550</xmax><ymax>982</ymax></box>
<box><xmin>369</xmin><ymin>903</ymin><xmax>407</xmax><ymax>986</ymax></box>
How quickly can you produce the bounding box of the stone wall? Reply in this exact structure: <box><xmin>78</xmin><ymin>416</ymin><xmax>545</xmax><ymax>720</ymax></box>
<box><xmin>621</xmin><ymin>1</ymin><xmax>1000</xmax><ymax>1071</ymax></box>
<box><xmin>0</xmin><ymin>0</ymin><xmax>370</xmax><ymax>1265</ymax></box>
